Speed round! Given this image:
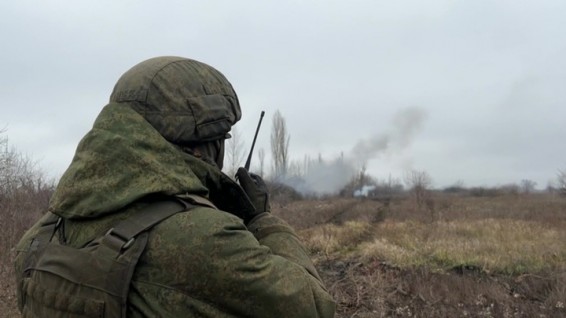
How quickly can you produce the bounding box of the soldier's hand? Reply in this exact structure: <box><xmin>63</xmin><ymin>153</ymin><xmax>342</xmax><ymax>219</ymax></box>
<box><xmin>236</xmin><ymin>168</ymin><xmax>271</xmax><ymax>221</ymax></box>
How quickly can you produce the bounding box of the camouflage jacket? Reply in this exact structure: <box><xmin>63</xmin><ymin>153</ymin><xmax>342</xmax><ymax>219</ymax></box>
<box><xmin>15</xmin><ymin>103</ymin><xmax>336</xmax><ymax>317</ymax></box>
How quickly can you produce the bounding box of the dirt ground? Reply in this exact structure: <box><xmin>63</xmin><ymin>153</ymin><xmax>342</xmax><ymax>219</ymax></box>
<box><xmin>317</xmin><ymin>257</ymin><xmax>565</xmax><ymax>317</ymax></box>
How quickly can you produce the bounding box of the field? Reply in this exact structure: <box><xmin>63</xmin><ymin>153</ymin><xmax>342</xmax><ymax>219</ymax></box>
<box><xmin>274</xmin><ymin>193</ymin><xmax>566</xmax><ymax>317</ymax></box>
<box><xmin>2</xmin><ymin>192</ymin><xmax>566</xmax><ymax>317</ymax></box>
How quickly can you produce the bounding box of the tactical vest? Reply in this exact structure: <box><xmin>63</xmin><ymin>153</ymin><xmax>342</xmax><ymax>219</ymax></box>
<box><xmin>18</xmin><ymin>197</ymin><xmax>196</xmax><ymax>318</ymax></box>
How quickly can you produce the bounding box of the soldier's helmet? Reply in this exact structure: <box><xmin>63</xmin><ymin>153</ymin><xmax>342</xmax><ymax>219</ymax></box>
<box><xmin>110</xmin><ymin>56</ymin><xmax>241</xmax><ymax>144</ymax></box>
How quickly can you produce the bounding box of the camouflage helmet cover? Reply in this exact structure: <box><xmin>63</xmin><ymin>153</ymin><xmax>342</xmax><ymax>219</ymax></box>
<box><xmin>110</xmin><ymin>56</ymin><xmax>241</xmax><ymax>144</ymax></box>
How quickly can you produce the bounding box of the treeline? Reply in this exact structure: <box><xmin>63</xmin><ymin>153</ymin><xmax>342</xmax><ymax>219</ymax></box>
<box><xmin>227</xmin><ymin>111</ymin><xmax>566</xmax><ymax>201</ymax></box>
<box><xmin>0</xmin><ymin>132</ymin><xmax>54</xmax><ymax>268</ymax></box>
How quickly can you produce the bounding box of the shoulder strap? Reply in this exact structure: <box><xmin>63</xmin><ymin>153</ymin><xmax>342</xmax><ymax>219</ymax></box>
<box><xmin>179</xmin><ymin>193</ymin><xmax>218</xmax><ymax>209</ymax></box>
<box><xmin>100</xmin><ymin>197</ymin><xmax>192</xmax><ymax>254</ymax></box>
<box><xmin>21</xmin><ymin>197</ymin><xmax>196</xmax><ymax>318</ymax></box>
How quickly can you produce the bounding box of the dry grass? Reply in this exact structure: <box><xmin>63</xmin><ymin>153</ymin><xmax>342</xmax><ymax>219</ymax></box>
<box><xmin>287</xmin><ymin>193</ymin><xmax>566</xmax><ymax>317</ymax></box>
<box><xmin>299</xmin><ymin>217</ymin><xmax>566</xmax><ymax>275</ymax></box>
<box><xmin>301</xmin><ymin>221</ymin><xmax>372</xmax><ymax>258</ymax></box>
<box><xmin>360</xmin><ymin>219</ymin><xmax>566</xmax><ymax>274</ymax></box>
<box><xmin>2</xmin><ymin>191</ymin><xmax>566</xmax><ymax>317</ymax></box>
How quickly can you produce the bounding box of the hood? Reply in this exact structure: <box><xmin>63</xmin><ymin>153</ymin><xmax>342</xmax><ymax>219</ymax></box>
<box><xmin>49</xmin><ymin>102</ymin><xmax>254</xmax><ymax>220</ymax></box>
<box><xmin>110</xmin><ymin>56</ymin><xmax>241</xmax><ymax>144</ymax></box>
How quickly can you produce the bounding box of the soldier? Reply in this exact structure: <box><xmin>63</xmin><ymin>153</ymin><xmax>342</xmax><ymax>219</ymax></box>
<box><xmin>14</xmin><ymin>57</ymin><xmax>336</xmax><ymax>317</ymax></box>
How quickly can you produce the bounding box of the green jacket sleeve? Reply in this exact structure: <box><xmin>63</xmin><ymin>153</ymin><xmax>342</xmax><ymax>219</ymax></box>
<box><xmin>132</xmin><ymin>208</ymin><xmax>336</xmax><ymax>318</ymax></box>
<box><xmin>246</xmin><ymin>212</ymin><xmax>325</xmax><ymax>283</ymax></box>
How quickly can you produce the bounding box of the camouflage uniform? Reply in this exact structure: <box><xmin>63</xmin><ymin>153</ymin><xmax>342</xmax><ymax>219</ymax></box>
<box><xmin>15</xmin><ymin>57</ymin><xmax>336</xmax><ymax>317</ymax></box>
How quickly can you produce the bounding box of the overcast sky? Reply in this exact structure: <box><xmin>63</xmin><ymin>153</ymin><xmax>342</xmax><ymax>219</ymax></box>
<box><xmin>1</xmin><ymin>0</ymin><xmax>565</xmax><ymax>190</ymax></box>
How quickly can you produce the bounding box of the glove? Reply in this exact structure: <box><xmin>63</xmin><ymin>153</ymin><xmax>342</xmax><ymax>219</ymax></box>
<box><xmin>236</xmin><ymin>168</ymin><xmax>271</xmax><ymax>221</ymax></box>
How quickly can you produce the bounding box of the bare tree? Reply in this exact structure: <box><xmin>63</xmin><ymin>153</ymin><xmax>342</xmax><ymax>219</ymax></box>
<box><xmin>375</xmin><ymin>175</ymin><xmax>404</xmax><ymax>200</ymax></box>
<box><xmin>404</xmin><ymin>170</ymin><xmax>432</xmax><ymax>194</ymax></box>
<box><xmin>301</xmin><ymin>154</ymin><xmax>311</xmax><ymax>178</ymax></box>
<box><xmin>404</xmin><ymin>169</ymin><xmax>434</xmax><ymax>216</ymax></box>
<box><xmin>0</xmin><ymin>132</ymin><xmax>36</xmax><ymax>194</ymax></box>
<box><xmin>0</xmin><ymin>130</ymin><xmax>8</xmax><ymax>190</ymax></box>
<box><xmin>520</xmin><ymin>179</ymin><xmax>537</xmax><ymax>194</ymax></box>
<box><xmin>0</xmin><ymin>130</ymin><xmax>54</xmax><ymax>269</ymax></box>
<box><xmin>270</xmin><ymin>110</ymin><xmax>290</xmax><ymax>179</ymax></box>
<box><xmin>288</xmin><ymin>159</ymin><xmax>303</xmax><ymax>178</ymax></box>
<box><xmin>558</xmin><ymin>170</ymin><xmax>566</xmax><ymax>196</ymax></box>
<box><xmin>545</xmin><ymin>180</ymin><xmax>557</xmax><ymax>194</ymax></box>
<box><xmin>258</xmin><ymin>148</ymin><xmax>265</xmax><ymax>177</ymax></box>
<box><xmin>224</xmin><ymin>126</ymin><xmax>245</xmax><ymax>178</ymax></box>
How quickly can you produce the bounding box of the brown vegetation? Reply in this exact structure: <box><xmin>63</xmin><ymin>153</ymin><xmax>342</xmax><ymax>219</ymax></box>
<box><xmin>2</xmin><ymin>179</ymin><xmax>566</xmax><ymax>317</ymax></box>
<box><xmin>274</xmin><ymin>193</ymin><xmax>566</xmax><ymax>317</ymax></box>
<box><xmin>0</xmin><ymin>134</ymin><xmax>54</xmax><ymax>318</ymax></box>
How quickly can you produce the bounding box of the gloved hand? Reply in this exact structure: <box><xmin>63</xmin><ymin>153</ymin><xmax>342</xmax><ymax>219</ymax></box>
<box><xmin>236</xmin><ymin>168</ymin><xmax>271</xmax><ymax>221</ymax></box>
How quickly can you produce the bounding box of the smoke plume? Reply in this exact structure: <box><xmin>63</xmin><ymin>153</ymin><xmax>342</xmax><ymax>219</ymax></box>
<box><xmin>282</xmin><ymin>107</ymin><xmax>427</xmax><ymax>195</ymax></box>
<box><xmin>353</xmin><ymin>107</ymin><xmax>427</xmax><ymax>165</ymax></box>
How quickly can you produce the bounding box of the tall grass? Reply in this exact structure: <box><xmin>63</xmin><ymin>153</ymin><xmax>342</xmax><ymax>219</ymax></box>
<box><xmin>298</xmin><ymin>194</ymin><xmax>566</xmax><ymax>275</ymax></box>
<box><xmin>294</xmin><ymin>195</ymin><xmax>566</xmax><ymax>317</ymax></box>
<box><xmin>302</xmin><ymin>221</ymin><xmax>372</xmax><ymax>258</ymax></box>
<box><xmin>359</xmin><ymin>219</ymin><xmax>566</xmax><ymax>274</ymax></box>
